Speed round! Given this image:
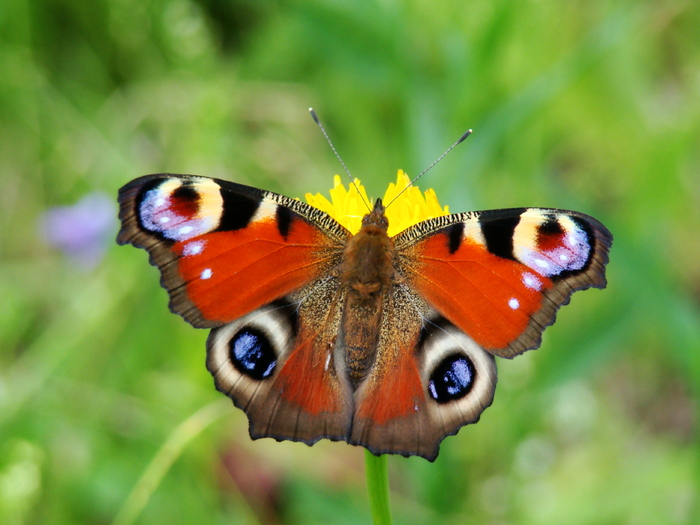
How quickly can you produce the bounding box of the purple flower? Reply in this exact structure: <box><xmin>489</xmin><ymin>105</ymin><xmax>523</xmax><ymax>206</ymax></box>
<box><xmin>40</xmin><ymin>191</ymin><xmax>116</xmax><ymax>269</ymax></box>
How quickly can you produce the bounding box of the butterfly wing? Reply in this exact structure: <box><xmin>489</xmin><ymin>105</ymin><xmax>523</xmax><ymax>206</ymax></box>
<box><xmin>207</xmin><ymin>277</ymin><xmax>355</xmax><ymax>446</ymax></box>
<box><xmin>394</xmin><ymin>207</ymin><xmax>612</xmax><ymax>358</ymax></box>
<box><xmin>117</xmin><ymin>174</ymin><xmax>350</xmax><ymax>327</ymax></box>
<box><xmin>347</xmin><ymin>207</ymin><xmax>610</xmax><ymax>460</ymax></box>
<box><xmin>351</xmin><ymin>283</ymin><xmax>497</xmax><ymax>460</ymax></box>
<box><xmin>118</xmin><ymin>174</ymin><xmax>356</xmax><ymax>442</ymax></box>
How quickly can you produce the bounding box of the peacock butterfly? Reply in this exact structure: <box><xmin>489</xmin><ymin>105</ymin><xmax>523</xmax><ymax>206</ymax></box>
<box><xmin>117</xmin><ymin>171</ymin><xmax>611</xmax><ymax>461</ymax></box>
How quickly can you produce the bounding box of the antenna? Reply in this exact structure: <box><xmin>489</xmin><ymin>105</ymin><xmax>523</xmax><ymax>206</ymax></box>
<box><xmin>386</xmin><ymin>129</ymin><xmax>472</xmax><ymax>208</ymax></box>
<box><xmin>309</xmin><ymin>108</ymin><xmax>371</xmax><ymax>211</ymax></box>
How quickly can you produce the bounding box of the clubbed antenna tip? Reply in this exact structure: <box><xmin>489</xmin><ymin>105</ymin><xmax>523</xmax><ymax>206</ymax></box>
<box><xmin>457</xmin><ymin>129</ymin><xmax>473</xmax><ymax>144</ymax></box>
<box><xmin>309</xmin><ymin>107</ymin><xmax>320</xmax><ymax>125</ymax></box>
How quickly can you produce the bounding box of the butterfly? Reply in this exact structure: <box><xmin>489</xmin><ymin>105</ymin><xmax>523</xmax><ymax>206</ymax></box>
<box><xmin>117</xmin><ymin>173</ymin><xmax>612</xmax><ymax>461</ymax></box>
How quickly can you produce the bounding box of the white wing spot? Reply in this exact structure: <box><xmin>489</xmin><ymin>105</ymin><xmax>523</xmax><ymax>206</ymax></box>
<box><xmin>200</xmin><ymin>268</ymin><xmax>212</xmax><ymax>280</ymax></box>
<box><xmin>183</xmin><ymin>240</ymin><xmax>205</xmax><ymax>256</ymax></box>
<box><xmin>178</xmin><ymin>225</ymin><xmax>194</xmax><ymax>236</ymax></box>
<box><xmin>155</xmin><ymin>198</ymin><xmax>165</xmax><ymax>206</ymax></box>
<box><xmin>509</xmin><ymin>298</ymin><xmax>520</xmax><ymax>310</ymax></box>
<box><xmin>159</xmin><ymin>216</ymin><xmax>170</xmax><ymax>223</ymax></box>
<box><xmin>523</xmin><ymin>273</ymin><xmax>541</xmax><ymax>291</ymax></box>
<box><xmin>535</xmin><ymin>258</ymin><xmax>550</xmax><ymax>269</ymax></box>
<box><xmin>559</xmin><ymin>253</ymin><xmax>569</xmax><ymax>262</ymax></box>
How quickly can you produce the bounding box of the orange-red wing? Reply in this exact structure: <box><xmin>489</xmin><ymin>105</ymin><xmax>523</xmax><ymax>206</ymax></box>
<box><xmin>394</xmin><ymin>208</ymin><xmax>612</xmax><ymax>358</ymax></box>
<box><xmin>117</xmin><ymin>174</ymin><xmax>350</xmax><ymax>328</ymax></box>
<box><xmin>351</xmin><ymin>285</ymin><xmax>497</xmax><ymax>460</ymax></box>
<box><xmin>206</xmin><ymin>281</ymin><xmax>354</xmax><ymax>448</ymax></box>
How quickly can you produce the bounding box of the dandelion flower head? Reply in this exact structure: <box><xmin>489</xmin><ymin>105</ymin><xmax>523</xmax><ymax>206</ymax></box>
<box><xmin>305</xmin><ymin>170</ymin><xmax>448</xmax><ymax>236</ymax></box>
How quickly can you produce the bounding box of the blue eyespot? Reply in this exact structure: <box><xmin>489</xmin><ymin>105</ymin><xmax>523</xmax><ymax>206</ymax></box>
<box><xmin>428</xmin><ymin>354</ymin><xmax>475</xmax><ymax>403</ymax></box>
<box><xmin>229</xmin><ymin>328</ymin><xmax>276</xmax><ymax>380</ymax></box>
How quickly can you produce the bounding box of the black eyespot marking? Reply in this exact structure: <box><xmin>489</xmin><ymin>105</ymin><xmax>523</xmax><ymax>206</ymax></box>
<box><xmin>538</xmin><ymin>215</ymin><xmax>563</xmax><ymax>235</ymax></box>
<box><xmin>276</xmin><ymin>205</ymin><xmax>293</xmax><ymax>239</ymax></box>
<box><xmin>535</xmin><ymin>215</ymin><xmax>565</xmax><ymax>251</ymax></box>
<box><xmin>217</xmin><ymin>190</ymin><xmax>261</xmax><ymax>231</ymax></box>
<box><xmin>169</xmin><ymin>183</ymin><xmax>201</xmax><ymax>217</ymax></box>
<box><xmin>446</xmin><ymin>223</ymin><xmax>465</xmax><ymax>254</ymax></box>
<box><xmin>479</xmin><ymin>208</ymin><xmax>526</xmax><ymax>261</ymax></box>
<box><xmin>172</xmin><ymin>183</ymin><xmax>199</xmax><ymax>204</ymax></box>
<box><xmin>428</xmin><ymin>354</ymin><xmax>476</xmax><ymax>403</ymax></box>
<box><xmin>229</xmin><ymin>328</ymin><xmax>277</xmax><ymax>380</ymax></box>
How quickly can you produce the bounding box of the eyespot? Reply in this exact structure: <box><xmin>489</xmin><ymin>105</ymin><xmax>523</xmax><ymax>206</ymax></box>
<box><xmin>428</xmin><ymin>353</ymin><xmax>475</xmax><ymax>403</ymax></box>
<box><xmin>229</xmin><ymin>327</ymin><xmax>277</xmax><ymax>380</ymax></box>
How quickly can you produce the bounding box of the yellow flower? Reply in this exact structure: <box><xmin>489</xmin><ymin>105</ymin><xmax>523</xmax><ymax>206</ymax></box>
<box><xmin>305</xmin><ymin>170</ymin><xmax>449</xmax><ymax>236</ymax></box>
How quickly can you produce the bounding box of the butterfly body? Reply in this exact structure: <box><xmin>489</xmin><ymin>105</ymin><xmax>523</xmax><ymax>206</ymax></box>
<box><xmin>338</xmin><ymin>199</ymin><xmax>395</xmax><ymax>385</ymax></box>
<box><xmin>118</xmin><ymin>174</ymin><xmax>611</xmax><ymax>460</ymax></box>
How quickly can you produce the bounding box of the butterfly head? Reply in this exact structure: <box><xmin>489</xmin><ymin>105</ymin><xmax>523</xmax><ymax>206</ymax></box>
<box><xmin>361</xmin><ymin>198</ymin><xmax>389</xmax><ymax>233</ymax></box>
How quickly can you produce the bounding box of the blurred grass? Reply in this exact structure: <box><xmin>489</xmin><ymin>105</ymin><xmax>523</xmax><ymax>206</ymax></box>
<box><xmin>1</xmin><ymin>0</ymin><xmax>699</xmax><ymax>523</ymax></box>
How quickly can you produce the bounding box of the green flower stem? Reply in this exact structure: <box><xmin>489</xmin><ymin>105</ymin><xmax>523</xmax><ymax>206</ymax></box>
<box><xmin>364</xmin><ymin>450</ymin><xmax>393</xmax><ymax>525</ymax></box>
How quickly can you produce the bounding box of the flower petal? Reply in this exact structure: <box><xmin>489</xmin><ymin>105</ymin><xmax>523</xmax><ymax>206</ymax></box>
<box><xmin>305</xmin><ymin>171</ymin><xmax>448</xmax><ymax>235</ymax></box>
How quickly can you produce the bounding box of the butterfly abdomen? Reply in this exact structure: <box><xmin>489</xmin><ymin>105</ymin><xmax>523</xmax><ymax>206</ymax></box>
<box><xmin>338</xmin><ymin>201</ymin><xmax>396</xmax><ymax>387</ymax></box>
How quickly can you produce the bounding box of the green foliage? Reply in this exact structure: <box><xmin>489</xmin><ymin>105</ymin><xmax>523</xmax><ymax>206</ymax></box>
<box><xmin>1</xmin><ymin>0</ymin><xmax>698</xmax><ymax>523</ymax></box>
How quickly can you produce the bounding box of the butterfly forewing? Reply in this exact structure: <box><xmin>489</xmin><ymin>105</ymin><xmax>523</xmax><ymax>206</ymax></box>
<box><xmin>394</xmin><ymin>207</ymin><xmax>612</xmax><ymax>358</ymax></box>
<box><xmin>117</xmin><ymin>174</ymin><xmax>350</xmax><ymax>327</ymax></box>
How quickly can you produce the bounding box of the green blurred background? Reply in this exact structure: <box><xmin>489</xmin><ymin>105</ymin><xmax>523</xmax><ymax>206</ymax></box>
<box><xmin>2</xmin><ymin>0</ymin><xmax>699</xmax><ymax>523</ymax></box>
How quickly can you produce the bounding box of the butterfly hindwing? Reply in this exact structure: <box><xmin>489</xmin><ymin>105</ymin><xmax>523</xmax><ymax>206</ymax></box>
<box><xmin>117</xmin><ymin>174</ymin><xmax>351</xmax><ymax>327</ymax></box>
<box><xmin>351</xmin><ymin>283</ymin><xmax>497</xmax><ymax>460</ymax></box>
<box><xmin>206</xmin><ymin>277</ymin><xmax>355</xmax><ymax>447</ymax></box>
<box><xmin>394</xmin><ymin>207</ymin><xmax>612</xmax><ymax>358</ymax></box>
